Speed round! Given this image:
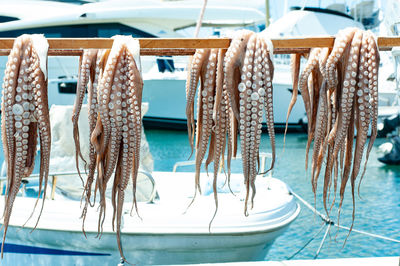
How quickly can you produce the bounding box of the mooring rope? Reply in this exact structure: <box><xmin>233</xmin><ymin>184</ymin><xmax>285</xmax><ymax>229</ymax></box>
<box><xmin>287</xmin><ymin>189</ymin><xmax>400</xmax><ymax>259</ymax></box>
<box><xmin>287</xmin><ymin>222</ymin><xmax>326</xmax><ymax>260</ymax></box>
<box><xmin>314</xmin><ymin>223</ymin><xmax>331</xmax><ymax>259</ymax></box>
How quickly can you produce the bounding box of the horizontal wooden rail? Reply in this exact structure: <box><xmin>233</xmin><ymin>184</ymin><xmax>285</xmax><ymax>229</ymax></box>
<box><xmin>0</xmin><ymin>36</ymin><xmax>399</xmax><ymax>56</ymax></box>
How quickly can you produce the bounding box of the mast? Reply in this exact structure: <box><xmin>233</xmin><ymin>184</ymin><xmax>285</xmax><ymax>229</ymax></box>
<box><xmin>265</xmin><ymin>0</ymin><xmax>270</xmax><ymax>27</ymax></box>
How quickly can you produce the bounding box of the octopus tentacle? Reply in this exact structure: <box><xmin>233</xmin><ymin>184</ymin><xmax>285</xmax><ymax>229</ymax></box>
<box><xmin>326</xmin><ymin>27</ymin><xmax>358</xmax><ymax>90</ymax></box>
<box><xmin>1</xmin><ymin>35</ymin><xmax>50</xmax><ymax>257</ymax></box>
<box><xmin>359</xmin><ymin>31</ymin><xmax>379</xmax><ymax>189</ymax></box>
<box><xmin>186</xmin><ymin>49</ymin><xmax>210</xmax><ymax>157</ymax></box>
<box><xmin>299</xmin><ymin>48</ymin><xmax>321</xmax><ymax>170</ymax></box>
<box><xmin>96</xmin><ymin>45</ymin><xmax>128</xmax><ymax>234</ymax></box>
<box><xmin>332</xmin><ymin>29</ymin><xmax>362</xmax><ymax>180</ymax></box>
<box><xmin>350</xmin><ymin>33</ymin><xmax>370</xmax><ymax>191</ymax></box>
<box><xmin>248</xmin><ymin>36</ymin><xmax>264</xmax><ymax>206</ymax></box>
<box><xmin>238</xmin><ymin>34</ymin><xmax>256</xmax><ymax>215</ymax></box>
<box><xmin>128</xmin><ymin>55</ymin><xmax>143</xmax><ymax>216</ymax></box>
<box><xmin>1</xmin><ymin>38</ymin><xmax>24</xmax><ymax>206</ymax></box>
<box><xmin>207</xmin><ymin>49</ymin><xmax>229</xmax><ymax>227</ymax></box>
<box><xmin>311</xmin><ymin>80</ymin><xmax>328</xmax><ymax>194</ymax></box>
<box><xmin>322</xmin><ymin>30</ymin><xmax>362</xmax><ymax>209</ymax></box>
<box><xmin>224</xmin><ymin>30</ymin><xmax>255</xmax><ymax>121</ymax></box>
<box><xmin>283</xmin><ymin>53</ymin><xmax>301</xmax><ymax>146</ymax></box>
<box><xmin>193</xmin><ymin>49</ymin><xmax>218</xmax><ymax>197</ymax></box>
<box><xmin>258</xmin><ymin>36</ymin><xmax>275</xmax><ymax>175</ymax></box>
<box><xmin>72</xmin><ymin>50</ymin><xmax>98</xmax><ymax>185</ymax></box>
<box><xmin>82</xmin><ymin>49</ymin><xmax>106</xmax><ymax>213</ymax></box>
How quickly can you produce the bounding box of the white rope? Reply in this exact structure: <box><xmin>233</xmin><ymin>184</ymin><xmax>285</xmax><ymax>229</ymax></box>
<box><xmin>314</xmin><ymin>223</ymin><xmax>331</xmax><ymax>259</ymax></box>
<box><xmin>287</xmin><ymin>222</ymin><xmax>326</xmax><ymax>260</ymax></box>
<box><xmin>289</xmin><ymin>189</ymin><xmax>400</xmax><ymax>243</ymax></box>
<box><xmin>337</xmin><ymin>224</ymin><xmax>400</xmax><ymax>243</ymax></box>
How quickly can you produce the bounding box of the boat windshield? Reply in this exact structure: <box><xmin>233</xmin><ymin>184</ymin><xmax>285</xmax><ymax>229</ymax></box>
<box><xmin>0</xmin><ymin>22</ymin><xmax>155</xmax><ymax>38</ymax></box>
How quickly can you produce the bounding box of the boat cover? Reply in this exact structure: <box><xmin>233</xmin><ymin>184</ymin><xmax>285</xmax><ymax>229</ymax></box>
<box><xmin>48</xmin><ymin>103</ymin><xmax>154</xmax><ymax>201</ymax></box>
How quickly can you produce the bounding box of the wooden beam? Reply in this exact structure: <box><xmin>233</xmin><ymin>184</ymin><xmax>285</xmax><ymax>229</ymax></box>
<box><xmin>0</xmin><ymin>36</ymin><xmax>399</xmax><ymax>56</ymax></box>
<box><xmin>0</xmin><ymin>38</ymin><xmax>231</xmax><ymax>50</ymax></box>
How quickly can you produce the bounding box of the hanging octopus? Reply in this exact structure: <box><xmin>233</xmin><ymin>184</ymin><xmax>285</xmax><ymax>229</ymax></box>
<box><xmin>82</xmin><ymin>36</ymin><xmax>143</xmax><ymax>262</ymax></box>
<box><xmin>185</xmin><ymin>30</ymin><xmax>276</xmax><ymax>219</ymax></box>
<box><xmin>80</xmin><ymin>49</ymin><xmax>110</xmax><ymax>234</ymax></box>
<box><xmin>72</xmin><ymin>49</ymin><xmax>98</xmax><ymax>185</ymax></box>
<box><xmin>223</xmin><ymin>31</ymin><xmax>276</xmax><ymax>215</ymax></box>
<box><xmin>1</xmin><ymin>34</ymin><xmax>50</xmax><ymax>256</ymax></box>
<box><xmin>291</xmin><ymin>28</ymin><xmax>379</xmax><ymax>233</ymax></box>
<box><xmin>71</xmin><ymin>48</ymin><xmax>112</xmax><ymax>235</ymax></box>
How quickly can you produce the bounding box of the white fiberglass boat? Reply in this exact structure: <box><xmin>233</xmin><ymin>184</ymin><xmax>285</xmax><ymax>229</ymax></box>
<box><xmin>0</xmin><ymin>170</ymin><xmax>299</xmax><ymax>265</ymax></box>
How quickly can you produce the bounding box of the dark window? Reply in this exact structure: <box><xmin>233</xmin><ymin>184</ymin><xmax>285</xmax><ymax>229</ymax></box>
<box><xmin>0</xmin><ymin>23</ymin><xmax>155</xmax><ymax>38</ymax></box>
<box><xmin>57</xmin><ymin>77</ymin><xmax>77</xmax><ymax>94</ymax></box>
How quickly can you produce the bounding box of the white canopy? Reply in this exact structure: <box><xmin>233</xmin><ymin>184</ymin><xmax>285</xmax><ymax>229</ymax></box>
<box><xmin>264</xmin><ymin>9</ymin><xmax>364</xmax><ymax>37</ymax></box>
<box><xmin>0</xmin><ymin>0</ymin><xmax>265</xmax><ymax>37</ymax></box>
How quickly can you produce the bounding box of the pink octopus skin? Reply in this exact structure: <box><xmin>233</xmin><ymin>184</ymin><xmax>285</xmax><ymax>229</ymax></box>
<box><xmin>1</xmin><ymin>35</ymin><xmax>50</xmax><ymax>257</ymax></box>
<box><xmin>72</xmin><ymin>49</ymin><xmax>98</xmax><ymax>185</ymax></box>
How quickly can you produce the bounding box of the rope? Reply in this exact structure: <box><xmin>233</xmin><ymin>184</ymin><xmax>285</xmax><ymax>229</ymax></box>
<box><xmin>287</xmin><ymin>222</ymin><xmax>326</xmax><ymax>260</ymax></box>
<box><xmin>289</xmin><ymin>189</ymin><xmax>400</xmax><ymax>243</ymax></box>
<box><xmin>337</xmin><ymin>224</ymin><xmax>400</xmax><ymax>243</ymax></box>
<box><xmin>314</xmin><ymin>223</ymin><xmax>331</xmax><ymax>259</ymax></box>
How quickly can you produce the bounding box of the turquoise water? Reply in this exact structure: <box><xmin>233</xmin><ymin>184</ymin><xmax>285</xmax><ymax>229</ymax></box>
<box><xmin>145</xmin><ymin>129</ymin><xmax>400</xmax><ymax>260</ymax></box>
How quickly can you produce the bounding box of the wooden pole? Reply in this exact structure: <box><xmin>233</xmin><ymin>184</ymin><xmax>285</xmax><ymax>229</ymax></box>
<box><xmin>0</xmin><ymin>37</ymin><xmax>399</xmax><ymax>56</ymax></box>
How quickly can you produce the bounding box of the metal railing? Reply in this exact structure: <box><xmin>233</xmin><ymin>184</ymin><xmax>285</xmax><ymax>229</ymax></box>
<box><xmin>172</xmin><ymin>152</ymin><xmax>273</xmax><ymax>176</ymax></box>
<box><xmin>0</xmin><ymin>170</ymin><xmax>157</xmax><ymax>202</ymax></box>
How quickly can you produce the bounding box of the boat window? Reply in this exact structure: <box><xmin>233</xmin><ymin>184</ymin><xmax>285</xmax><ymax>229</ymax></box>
<box><xmin>97</xmin><ymin>28</ymin><xmax>120</xmax><ymax>38</ymax></box>
<box><xmin>57</xmin><ymin>77</ymin><xmax>77</xmax><ymax>94</ymax></box>
<box><xmin>0</xmin><ymin>23</ymin><xmax>155</xmax><ymax>38</ymax></box>
<box><xmin>91</xmin><ymin>23</ymin><xmax>155</xmax><ymax>38</ymax></box>
<box><xmin>0</xmin><ymin>16</ymin><xmax>19</xmax><ymax>23</ymax></box>
<box><xmin>156</xmin><ymin>57</ymin><xmax>175</xmax><ymax>72</ymax></box>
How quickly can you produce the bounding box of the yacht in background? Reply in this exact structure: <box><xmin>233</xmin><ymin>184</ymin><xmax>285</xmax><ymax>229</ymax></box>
<box><xmin>0</xmin><ymin>0</ymin><xmax>267</xmax><ymax>129</ymax></box>
<box><xmin>0</xmin><ymin>1</ymin><xmax>391</xmax><ymax>131</ymax></box>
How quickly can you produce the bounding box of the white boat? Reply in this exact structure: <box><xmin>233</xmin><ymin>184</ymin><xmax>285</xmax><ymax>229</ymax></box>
<box><xmin>0</xmin><ymin>102</ymin><xmax>299</xmax><ymax>265</ymax></box>
<box><xmin>0</xmin><ymin>171</ymin><xmax>299</xmax><ymax>265</ymax></box>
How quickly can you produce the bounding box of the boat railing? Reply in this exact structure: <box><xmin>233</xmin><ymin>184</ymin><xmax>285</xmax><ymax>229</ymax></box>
<box><xmin>0</xmin><ymin>169</ymin><xmax>157</xmax><ymax>202</ymax></box>
<box><xmin>172</xmin><ymin>152</ymin><xmax>273</xmax><ymax>175</ymax></box>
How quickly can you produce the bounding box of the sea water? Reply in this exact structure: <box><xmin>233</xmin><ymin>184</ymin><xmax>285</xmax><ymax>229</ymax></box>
<box><xmin>145</xmin><ymin>129</ymin><xmax>400</xmax><ymax>260</ymax></box>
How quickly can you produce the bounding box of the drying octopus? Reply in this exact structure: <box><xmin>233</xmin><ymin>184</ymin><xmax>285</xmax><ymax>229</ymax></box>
<box><xmin>1</xmin><ymin>34</ymin><xmax>50</xmax><ymax>256</ymax></box>
<box><xmin>185</xmin><ymin>30</ymin><xmax>276</xmax><ymax>218</ymax></box>
<box><xmin>71</xmin><ymin>48</ymin><xmax>109</xmax><ymax>233</ymax></box>
<box><xmin>72</xmin><ymin>36</ymin><xmax>143</xmax><ymax>262</ymax></box>
<box><xmin>286</xmin><ymin>27</ymin><xmax>379</xmax><ymax>230</ymax></box>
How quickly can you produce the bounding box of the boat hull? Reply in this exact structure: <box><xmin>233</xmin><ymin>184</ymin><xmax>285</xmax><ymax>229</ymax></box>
<box><xmin>2</xmin><ymin>224</ymin><xmax>288</xmax><ymax>265</ymax></box>
<box><xmin>0</xmin><ymin>174</ymin><xmax>299</xmax><ymax>265</ymax></box>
